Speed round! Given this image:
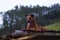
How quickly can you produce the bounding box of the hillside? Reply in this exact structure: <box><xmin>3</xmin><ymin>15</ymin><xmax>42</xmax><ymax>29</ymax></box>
<box><xmin>45</xmin><ymin>19</ymin><xmax>60</xmax><ymax>30</ymax></box>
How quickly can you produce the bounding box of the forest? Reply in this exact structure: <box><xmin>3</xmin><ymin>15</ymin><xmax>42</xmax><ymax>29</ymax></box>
<box><xmin>0</xmin><ymin>3</ymin><xmax>60</xmax><ymax>35</ymax></box>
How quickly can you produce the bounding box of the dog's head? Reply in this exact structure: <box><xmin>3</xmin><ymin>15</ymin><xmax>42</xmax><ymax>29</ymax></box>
<box><xmin>26</xmin><ymin>14</ymin><xmax>34</xmax><ymax>23</ymax></box>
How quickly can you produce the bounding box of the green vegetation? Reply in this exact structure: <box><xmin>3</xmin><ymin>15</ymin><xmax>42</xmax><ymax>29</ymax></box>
<box><xmin>45</xmin><ymin>19</ymin><xmax>60</xmax><ymax>30</ymax></box>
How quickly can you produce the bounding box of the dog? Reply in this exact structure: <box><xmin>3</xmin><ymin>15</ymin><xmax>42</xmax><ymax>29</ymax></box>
<box><xmin>26</xmin><ymin>14</ymin><xmax>47</xmax><ymax>31</ymax></box>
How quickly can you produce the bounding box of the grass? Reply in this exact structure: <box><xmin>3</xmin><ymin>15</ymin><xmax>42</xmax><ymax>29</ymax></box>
<box><xmin>45</xmin><ymin>19</ymin><xmax>60</xmax><ymax>31</ymax></box>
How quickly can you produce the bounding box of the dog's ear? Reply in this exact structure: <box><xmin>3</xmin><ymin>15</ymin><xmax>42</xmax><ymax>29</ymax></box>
<box><xmin>31</xmin><ymin>14</ymin><xmax>34</xmax><ymax>17</ymax></box>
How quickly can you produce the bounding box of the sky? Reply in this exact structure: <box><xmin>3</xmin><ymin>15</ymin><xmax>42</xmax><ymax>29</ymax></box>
<box><xmin>0</xmin><ymin>0</ymin><xmax>60</xmax><ymax>12</ymax></box>
<box><xmin>0</xmin><ymin>0</ymin><xmax>60</xmax><ymax>25</ymax></box>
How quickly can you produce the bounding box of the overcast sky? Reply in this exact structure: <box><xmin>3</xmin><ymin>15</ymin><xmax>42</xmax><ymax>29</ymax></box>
<box><xmin>0</xmin><ymin>0</ymin><xmax>60</xmax><ymax>12</ymax></box>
